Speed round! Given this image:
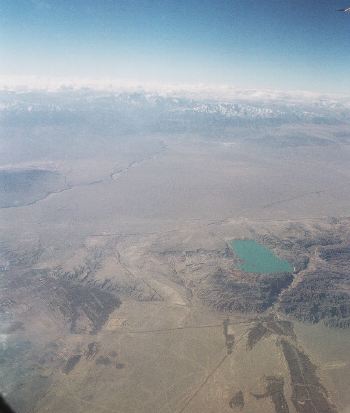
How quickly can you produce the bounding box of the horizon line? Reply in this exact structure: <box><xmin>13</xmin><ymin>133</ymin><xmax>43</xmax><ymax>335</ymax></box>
<box><xmin>0</xmin><ymin>75</ymin><xmax>349</xmax><ymax>103</ymax></box>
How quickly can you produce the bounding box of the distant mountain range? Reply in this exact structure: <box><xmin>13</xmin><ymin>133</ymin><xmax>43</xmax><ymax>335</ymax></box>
<box><xmin>1</xmin><ymin>88</ymin><xmax>350</xmax><ymax>126</ymax></box>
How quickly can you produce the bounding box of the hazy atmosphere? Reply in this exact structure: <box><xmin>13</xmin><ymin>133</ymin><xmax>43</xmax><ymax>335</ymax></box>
<box><xmin>1</xmin><ymin>0</ymin><xmax>350</xmax><ymax>91</ymax></box>
<box><xmin>1</xmin><ymin>1</ymin><xmax>350</xmax><ymax>413</ymax></box>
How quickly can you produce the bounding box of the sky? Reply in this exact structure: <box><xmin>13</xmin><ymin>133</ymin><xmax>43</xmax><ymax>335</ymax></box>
<box><xmin>0</xmin><ymin>0</ymin><xmax>350</xmax><ymax>93</ymax></box>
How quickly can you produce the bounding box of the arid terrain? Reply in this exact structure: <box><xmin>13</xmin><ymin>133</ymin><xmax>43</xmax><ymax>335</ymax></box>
<box><xmin>1</xmin><ymin>89</ymin><xmax>350</xmax><ymax>413</ymax></box>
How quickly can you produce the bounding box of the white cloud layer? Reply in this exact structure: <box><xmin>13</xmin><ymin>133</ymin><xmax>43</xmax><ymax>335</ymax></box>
<box><xmin>0</xmin><ymin>75</ymin><xmax>349</xmax><ymax>105</ymax></box>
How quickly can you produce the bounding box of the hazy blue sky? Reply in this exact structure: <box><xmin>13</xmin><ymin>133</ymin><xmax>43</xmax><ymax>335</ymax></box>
<box><xmin>1</xmin><ymin>0</ymin><xmax>350</xmax><ymax>92</ymax></box>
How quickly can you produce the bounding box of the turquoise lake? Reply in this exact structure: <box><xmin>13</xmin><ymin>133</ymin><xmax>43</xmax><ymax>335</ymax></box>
<box><xmin>229</xmin><ymin>239</ymin><xmax>293</xmax><ymax>274</ymax></box>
